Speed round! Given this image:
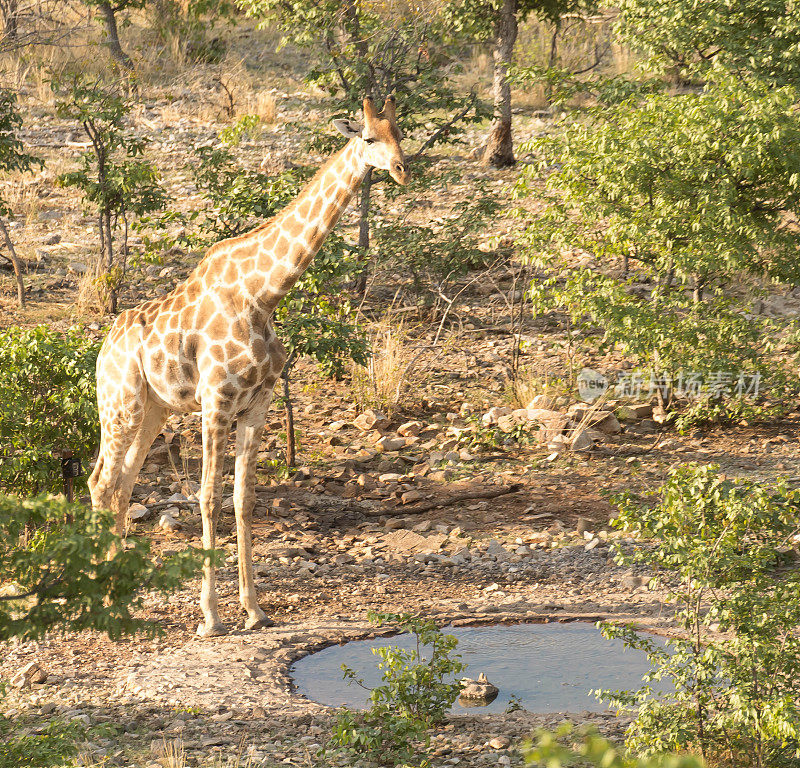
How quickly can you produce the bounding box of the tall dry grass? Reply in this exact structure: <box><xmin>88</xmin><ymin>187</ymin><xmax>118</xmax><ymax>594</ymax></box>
<box><xmin>352</xmin><ymin>316</ymin><xmax>439</xmax><ymax>415</ymax></box>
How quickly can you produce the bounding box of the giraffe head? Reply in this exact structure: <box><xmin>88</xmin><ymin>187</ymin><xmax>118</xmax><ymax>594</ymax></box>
<box><xmin>333</xmin><ymin>96</ymin><xmax>410</xmax><ymax>185</ymax></box>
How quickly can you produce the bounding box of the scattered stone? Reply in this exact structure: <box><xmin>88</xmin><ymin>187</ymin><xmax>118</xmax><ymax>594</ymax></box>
<box><xmin>594</xmin><ymin>413</ymin><xmax>622</xmax><ymax>435</ymax></box>
<box><xmin>616</xmin><ymin>403</ymin><xmax>653</xmax><ymax>421</ymax></box>
<box><xmin>496</xmin><ymin>409</ymin><xmax>529</xmax><ymax>433</ymax></box>
<box><xmin>526</xmin><ymin>394</ymin><xmax>555</xmax><ymax>410</ymax></box>
<box><xmin>159</xmin><ymin>512</ymin><xmax>181</xmax><ymax>531</ymax></box>
<box><xmin>127</xmin><ymin>503</ymin><xmax>150</xmax><ymax>521</ymax></box>
<box><xmin>397</xmin><ymin>420</ymin><xmax>423</xmax><ymax>437</ymax></box>
<box><xmin>401</xmin><ymin>490</ymin><xmax>425</xmax><ymax>504</ymax></box>
<box><xmin>376</xmin><ymin>436</ymin><xmax>406</xmax><ymax>452</ymax></box>
<box><xmin>575</xmin><ymin>517</ymin><xmax>592</xmax><ymax>535</ymax></box>
<box><xmin>11</xmin><ymin>662</ymin><xmax>47</xmax><ymax>688</ymax></box>
<box><xmin>481</xmin><ymin>406</ymin><xmax>512</xmax><ymax>426</ymax></box>
<box><xmin>526</xmin><ymin>409</ymin><xmax>570</xmax><ymax>441</ymax></box>
<box><xmin>488</xmin><ymin>736</ymin><xmax>511</xmax><ymax>750</ymax></box>
<box><xmin>353</xmin><ymin>409</ymin><xmax>387</xmax><ymax>431</ymax></box>
<box><xmin>485</xmin><ymin>539</ymin><xmax>510</xmax><ymax>560</ymax></box>
<box><xmin>384</xmin><ymin>529</ymin><xmax>446</xmax><ymax>553</ymax></box>
<box><xmin>570</xmin><ymin>428</ymin><xmax>593</xmax><ymax>452</ymax></box>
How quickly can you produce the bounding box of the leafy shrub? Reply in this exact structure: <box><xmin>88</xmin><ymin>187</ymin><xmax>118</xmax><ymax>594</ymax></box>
<box><xmin>524</xmin><ymin>724</ymin><xmax>704</xmax><ymax>768</ymax></box>
<box><xmin>523</xmin><ymin>79</ymin><xmax>800</xmax><ymax>291</ymax></box>
<box><xmin>149</xmin><ymin>0</ymin><xmax>236</xmax><ymax>64</ymax></box>
<box><xmin>189</xmin><ymin>144</ymin><xmax>302</xmax><ymax>243</ymax></box>
<box><xmin>55</xmin><ymin>76</ymin><xmax>166</xmax><ymax>313</ymax></box>
<box><xmin>0</xmin><ymin>326</ymin><xmax>100</xmax><ymax>496</ymax></box>
<box><xmin>0</xmin><ymin>494</ymin><xmax>206</xmax><ymax>641</ymax></box>
<box><xmin>219</xmin><ymin>113</ymin><xmax>262</xmax><ymax>146</ymax></box>
<box><xmin>276</xmin><ymin>232</ymin><xmax>367</xmax><ymax>465</ymax></box>
<box><xmin>326</xmin><ymin>611</ymin><xmax>465</xmax><ymax>766</ymax></box>
<box><xmin>375</xmin><ymin>185</ymin><xmax>502</xmax><ymax>296</ymax></box>
<box><xmin>276</xmin><ymin>232</ymin><xmax>368</xmax><ymax>379</ymax></box>
<box><xmin>518</xmin><ymin>79</ymin><xmax>800</xmax><ymax>425</ymax></box>
<box><xmin>0</xmin><ymin>88</ymin><xmax>42</xmax><ymax>307</ymax></box>
<box><xmin>615</xmin><ymin>0</ymin><xmax>800</xmax><ymax>88</ymax></box>
<box><xmin>600</xmin><ymin>464</ymin><xmax>800</xmax><ymax>766</ymax></box>
<box><xmin>0</xmin><ymin>713</ymin><xmax>83</xmax><ymax>768</ymax></box>
<box><xmin>527</xmin><ymin>269</ymin><xmax>798</xmax><ymax>427</ymax></box>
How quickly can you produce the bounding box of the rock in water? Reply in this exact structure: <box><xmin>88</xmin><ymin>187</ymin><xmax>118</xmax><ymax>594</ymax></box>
<box><xmin>459</xmin><ymin>672</ymin><xmax>499</xmax><ymax>704</ymax></box>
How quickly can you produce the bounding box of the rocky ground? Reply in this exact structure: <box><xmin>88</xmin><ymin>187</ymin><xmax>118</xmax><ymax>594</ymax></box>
<box><xmin>3</xmin><ymin>49</ymin><xmax>800</xmax><ymax>768</ymax></box>
<box><xmin>2</xmin><ymin>396</ymin><xmax>799</xmax><ymax>767</ymax></box>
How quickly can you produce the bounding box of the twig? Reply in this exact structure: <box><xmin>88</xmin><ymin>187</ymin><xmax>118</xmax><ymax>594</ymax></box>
<box><xmin>411</xmin><ymin>92</ymin><xmax>477</xmax><ymax>162</ymax></box>
<box><xmin>382</xmin><ymin>483</ymin><xmax>522</xmax><ymax>515</ymax></box>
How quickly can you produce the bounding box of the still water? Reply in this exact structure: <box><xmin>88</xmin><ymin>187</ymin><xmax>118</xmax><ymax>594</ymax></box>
<box><xmin>291</xmin><ymin>621</ymin><xmax>666</xmax><ymax>714</ymax></box>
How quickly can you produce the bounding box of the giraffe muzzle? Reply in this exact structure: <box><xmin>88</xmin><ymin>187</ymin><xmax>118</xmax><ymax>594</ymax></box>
<box><xmin>391</xmin><ymin>160</ymin><xmax>411</xmax><ymax>185</ymax></box>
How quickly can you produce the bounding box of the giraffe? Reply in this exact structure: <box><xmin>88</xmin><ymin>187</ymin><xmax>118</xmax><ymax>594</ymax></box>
<box><xmin>89</xmin><ymin>96</ymin><xmax>409</xmax><ymax>637</ymax></box>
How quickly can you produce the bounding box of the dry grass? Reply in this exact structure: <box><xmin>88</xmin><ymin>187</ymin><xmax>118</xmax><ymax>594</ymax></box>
<box><xmin>74</xmin><ymin>268</ymin><xmax>106</xmax><ymax>317</ymax></box>
<box><xmin>248</xmin><ymin>90</ymin><xmax>277</xmax><ymax>124</ymax></box>
<box><xmin>507</xmin><ymin>363</ymin><xmax>570</xmax><ymax>409</ymax></box>
<box><xmin>352</xmin><ymin>317</ymin><xmax>428</xmax><ymax>415</ymax></box>
<box><xmin>3</xmin><ymin>179</ymin><xmax>42</xmax><ymax>226</ymax></box>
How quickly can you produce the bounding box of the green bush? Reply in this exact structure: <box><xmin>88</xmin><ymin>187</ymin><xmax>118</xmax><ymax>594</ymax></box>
<box><xmin>0</xmin><ymin>714</ymin><xmax>83</xmax><ymax>768</ymax></box>
<box><xmin>375</xmin><ymin>182</ymin><xmax>502</xmax><ymax>296</ymax></box>
<box><xmin>55</xmin><ymin>76</ymin><xmax>167</xmax><ymax>313</ymax></box>
<box><xmin>326</xmin><ymin>611</ymin><xmax>465</xmax><ymax>767</ymax></box>
<box><xmin>527</xmin><ymin>269</ymin><xmax>797</xmax><ymax>428</ymax></box>
<box><xmin>524</xmin><ymin>724</ymin><xmax>704</xmax><ymax>767</ymax></box>
<box><xmin>0</xmin><ymin>494</ymin><xmax>206</xmax><ymax>641</ymax></box>
<box><xmin>523</xmin><ymin>79</ymin><xmax>800</xmax><ymax>291</ymax></box>
<box><xmin>615</xmin><ymin>0</ymin><xmax>800</xmax><ymax>88</ymax></box>
<box><xmin>600</xmin><ymin>465</ymin><xmax>800</xmax><ymax>766</ymax></box>
<box><xmin>518</xmin><ymin>79</ymin><xmax>800</xmax><ymax>425</ymax></box>
<box><xmin>190</xmin><ymin>144</ymin><xmax>302</xmax><ymax>243</ymax></box>
<box><xmin>0</xmin><ymin>326</ymin><xmax>100</xmax><ymax>496</ymax></box>
<box><xmin>276</xmin><ymin>231</ymin><xmax>368</xmax><ymax>379</ymax></box>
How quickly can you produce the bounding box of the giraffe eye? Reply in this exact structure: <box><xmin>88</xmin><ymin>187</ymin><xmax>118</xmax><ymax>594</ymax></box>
<box><xmin>364</xmin><ymin>137</ymin><xmax>375</xmax><ymax>144</ymax></box>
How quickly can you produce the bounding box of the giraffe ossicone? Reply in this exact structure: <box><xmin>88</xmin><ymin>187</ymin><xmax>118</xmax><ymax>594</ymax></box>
<box><xmin>89</xmin><ymin>95</ymin><xmax>409</xmax><ymax>637</ymax></box>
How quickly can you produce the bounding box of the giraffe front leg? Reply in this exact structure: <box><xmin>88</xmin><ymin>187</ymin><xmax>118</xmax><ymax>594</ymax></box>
<box><xmin>234</xmin><ymin>397</ymin><xmax>274</xmax><ymax>630</ymax></box>
<box><xmin>197</xmin><ymin>408</ymin><xmax>230</xmax><ymax>638</ymax></box>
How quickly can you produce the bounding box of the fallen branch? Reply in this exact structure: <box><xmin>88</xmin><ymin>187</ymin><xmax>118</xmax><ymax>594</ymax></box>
<box><xmin>382</xmin><ymin>483</ymin><xmax>522</xmax><ymax>515</ymax></box>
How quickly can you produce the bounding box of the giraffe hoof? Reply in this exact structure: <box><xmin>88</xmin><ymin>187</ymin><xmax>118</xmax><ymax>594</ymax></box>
<box><xmin>196</xmin><ymin>621</ymin><xmax>228</xmax><ymax>638</ymax></box>
<box><xmin>245</xmin><ymin>615</ymin><xmax>275</xmax><ymax>630</ymax></box>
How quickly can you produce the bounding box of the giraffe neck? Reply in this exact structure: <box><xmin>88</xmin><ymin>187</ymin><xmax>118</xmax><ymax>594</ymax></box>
<box><xmin>250</xmin><ymin>138</ymin><xmax>368</xmax><ymax>312</ymax></box>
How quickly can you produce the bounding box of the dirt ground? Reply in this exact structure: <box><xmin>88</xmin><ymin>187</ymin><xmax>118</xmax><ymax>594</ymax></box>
<box><xmin>2</xmin><ymin>43</ymin><xmax>800</xmax><ymax>768</ymax></box>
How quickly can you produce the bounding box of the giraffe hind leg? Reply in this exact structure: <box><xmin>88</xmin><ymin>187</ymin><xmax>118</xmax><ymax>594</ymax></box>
<box><xmin>110</xmin><ymin>399</ymin><xmax>168</xmax><ymax>534</ymax></box>
<box><xmin>90</xmin><ymin>395</ymin><xmax>147</xmax><ymax>536</ymax></box>
<box><xmin>234</xmin><ymin>387</ymin><xmax>276</xmax><ymax>630</ymax></box>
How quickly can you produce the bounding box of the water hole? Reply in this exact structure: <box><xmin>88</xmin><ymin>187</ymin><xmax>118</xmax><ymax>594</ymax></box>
<box><xmin>292</xmin><ymin>621</ymin><xmax>667</xmax><ymax>714</ymax></box>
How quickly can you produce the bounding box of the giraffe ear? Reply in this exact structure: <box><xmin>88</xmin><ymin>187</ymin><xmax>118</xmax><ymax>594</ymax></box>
<box><xmin>333</xmin><ymin>119</ymin><xmax>363</xmax><ymax>138</ymax></box>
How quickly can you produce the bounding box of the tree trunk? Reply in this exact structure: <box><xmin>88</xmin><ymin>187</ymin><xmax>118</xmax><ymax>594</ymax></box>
<box><xmin>0</xmin><ymin>216</ymin><xmax>24</xmax><ymax>307</ymax></box>
<box><xmin>282</xmin><ymin>369</ymin><xmax>295</xmax><ymax>468</ymax></box>
<box><xmin>693</xmin><ymin>275</ymin><xmax>704</xmax><ymax>304</ymax></box>
<box><xmin>355</xmin><ymin>167</ymin><xmax>373</xmax><ymax>295</ymax></box>
<box><xmin>97</xmin><ymin>210</ymin><xmax>117</xmax><ymax>314</ymax></box>
<box><xmin>482</xmin><ymin>0</ymin><xmax>518</xmax><ymax>168</ymax></box>
<box><xmin>97</xmin><ymin>1</ymin><xmax>134</xmax><ymax>71</ymax></box>
<box><xmin>0</xmin><ymin>0</ymin><xmax>18</xmax><ymax>41</ymax></box>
